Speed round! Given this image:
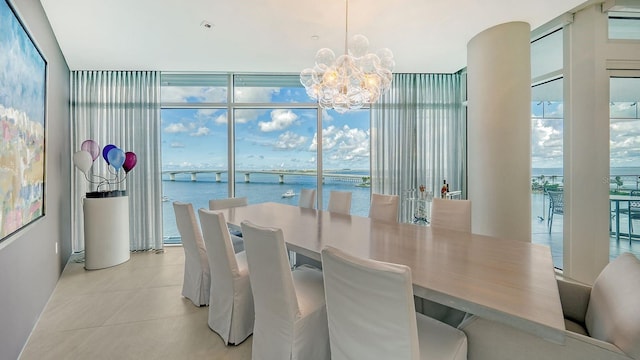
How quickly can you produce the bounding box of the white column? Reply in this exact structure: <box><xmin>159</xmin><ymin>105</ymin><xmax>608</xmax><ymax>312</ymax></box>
<box><xmin>467</xmin><ymin>22</ymin><xmax>531</xmax><ymax>242</ymax></box>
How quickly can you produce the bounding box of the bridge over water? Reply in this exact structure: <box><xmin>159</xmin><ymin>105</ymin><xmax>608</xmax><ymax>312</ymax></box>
<box><xmin>161</xmin><ymin>169</ymin><xmax>369</xmax><ymax>184</ymax></box>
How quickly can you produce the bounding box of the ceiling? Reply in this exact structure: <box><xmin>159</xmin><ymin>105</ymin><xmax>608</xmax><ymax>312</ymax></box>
<box><xmin>40</xmin><ymin>0</ymin><xmax>592</xmax><ymax>74</ymax></box>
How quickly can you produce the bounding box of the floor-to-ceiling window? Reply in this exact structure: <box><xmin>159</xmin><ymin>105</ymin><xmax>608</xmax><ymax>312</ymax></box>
<box><xmin>320</xmin><ymin>109</ymin><xmax>371</xmax><ymax>215</ymax></box>
<box><xmin>531</xmin><ymin>29</ymin><xmax>564</xmax><ymax>269</ymax></box>
<box><xmin>609</xmin><ymin>76</ymin><xmax>640</xmax><ymax>257</ymax></box>
<box><xmin>160</xmin><ymin>73</ymin><xmax>371</xmax><ymax>243</ymax></box>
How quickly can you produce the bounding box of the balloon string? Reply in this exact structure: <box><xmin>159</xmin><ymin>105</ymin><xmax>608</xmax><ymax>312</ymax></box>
<box><xmin>84</xmin><ymin>170</ymin><xmax>128</xmax><ymax>191</ymax></box>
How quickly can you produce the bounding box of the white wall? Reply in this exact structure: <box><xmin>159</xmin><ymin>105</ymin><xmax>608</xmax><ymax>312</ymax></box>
<box><xmin>0</xmin><ymin>0</ymin><xmax>70</xmax><ymax>358</ymax></box>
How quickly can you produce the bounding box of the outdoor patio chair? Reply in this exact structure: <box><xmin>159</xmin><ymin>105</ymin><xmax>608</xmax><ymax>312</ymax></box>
<box><xmin>629</xmin><ymin>190</ymin><xmax>640</xmax><ymax>242</ymax></box>
<box><xmin>547</xmin><ymin>190</ymin><xmax>564</xmax><ymax>233</ymax></box>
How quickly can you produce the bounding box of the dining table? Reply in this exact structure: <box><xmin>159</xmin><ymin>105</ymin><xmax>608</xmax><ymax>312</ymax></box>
<box><xmin>610</xmin><ymin>194</ymin><xmax>640</xmax><ymax>243</ymax></box>
<box><xmin>217</xmin><ymin>202</ymin><xmax>566</xmax><ymax>344</ymax></box>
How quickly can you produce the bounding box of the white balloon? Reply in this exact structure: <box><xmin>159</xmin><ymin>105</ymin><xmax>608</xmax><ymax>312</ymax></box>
<box><xmin>73</xmin><ymin>150</ymin><xmax>93</xmax><ymax>175</ymax></box>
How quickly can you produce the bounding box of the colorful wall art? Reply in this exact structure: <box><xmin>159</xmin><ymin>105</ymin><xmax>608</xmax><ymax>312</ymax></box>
<box><xmin>0</xmin><ymin>0</ymin><xmax>47</xmax><ymax>242</ymax></box>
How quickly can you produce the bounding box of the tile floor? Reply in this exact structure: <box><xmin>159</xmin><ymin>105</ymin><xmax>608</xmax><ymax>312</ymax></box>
<box><xmin>20</xmin><ymin>247</ymin><xmax>251</xmax><ymax>360</ymax></box>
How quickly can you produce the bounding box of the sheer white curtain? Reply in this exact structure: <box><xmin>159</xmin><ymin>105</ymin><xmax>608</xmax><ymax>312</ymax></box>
<box><xmin>371</xmin><ymin>73</ymin><xmax>466</xmax><ymax>200</ymax></box>
<box><xmin>71</xmin><ymin>71</ymin><xmax>163</xmax><ymax>251</ymax></box>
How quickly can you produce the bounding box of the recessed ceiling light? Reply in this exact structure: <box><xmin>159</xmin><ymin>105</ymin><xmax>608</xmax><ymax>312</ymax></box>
<box><xmin>311</xmin><ymin>35</ymin><xmax>320</xmax><ymax>40</ymax></box>
<box><xmin>200</xmin><ymin>20</ymin><xmax>214</xmax><ymax>29</ymax></box>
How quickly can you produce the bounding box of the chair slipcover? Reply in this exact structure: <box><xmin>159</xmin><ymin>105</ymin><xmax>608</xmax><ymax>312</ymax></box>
<box><xmin>430</xmin><ymin>198</ymin><xmax>472</xmax><ymax>232</ymax></box>
<box><xmin>241</xmin><ymin>220</ymin><xmax>330</xmax><ymax>360</ymax></box>
<box><xmin>209</xmin><ymin>197</ymin><xmax>248</xmax><ymax>210</ymax></box>
<box><xmin>208</xmin><ymin>197</ymin><xmax>248</xmax><ymax>253</ymax></box>
<box><xmin>321</xmin><ymin>246</ymin><xmax>467</xmax><ymax>360</ymax></box>
<box><xmin>585</xmin><ymin>252</ymin><xmax>640</xmax><ymax>359</ymax></box>
<box><xmin>328</xmin><ymin>190</ymin><xmax>352</xmax><ymax>215</ymax></box>
<box><xmin>299</xmin><ymin>188</ymin><xmax>316</xmax><ymax>209</ymax></box>
<box><xmin>172</xmin><ymin>202</ymin><xmax>210</xmax><ymax>306</ymax></box>
<box><xmin>369</xmin><ymin>193</ymin><xmax>400</xmax><ymax>223</ymax></box>
<box><xmin>458</xmin><ymin>253</ymin><xmax>640</xmax><ymax>360</ymax></box>
<box><xmin>198</xmin><ymin>209</ymin><xmax>254</xmax><ymax>345</ymax></box>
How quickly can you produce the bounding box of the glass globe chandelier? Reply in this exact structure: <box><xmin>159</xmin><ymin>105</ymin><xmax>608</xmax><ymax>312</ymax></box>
<box><xmin>300</xmin><ymin>0</ymin><xmax>394</xmax><ymax>114</ymax></box>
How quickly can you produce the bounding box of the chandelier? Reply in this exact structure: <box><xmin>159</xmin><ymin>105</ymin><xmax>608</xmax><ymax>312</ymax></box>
<box><xmin>299</xmin><ymin>0</ymin><xmax>394</xmax><ymax>114</ymax></box>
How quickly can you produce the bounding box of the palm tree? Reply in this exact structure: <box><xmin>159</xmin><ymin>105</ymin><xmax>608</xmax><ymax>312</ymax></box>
<box><xmin>614</xmin><ymin>176</ymin><xmax>623</xmax><ymax>192</ymax></box>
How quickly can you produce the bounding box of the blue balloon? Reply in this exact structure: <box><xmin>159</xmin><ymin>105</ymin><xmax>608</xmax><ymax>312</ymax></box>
<box><xmin>107</xmin><ymin>148</ymin><xmax>125</xmax><ymax>170</ymax></box>
<box><xmin>102</xmin><ymin>144</ymin><xmax>117</xmax><ymax>164</ymax></box>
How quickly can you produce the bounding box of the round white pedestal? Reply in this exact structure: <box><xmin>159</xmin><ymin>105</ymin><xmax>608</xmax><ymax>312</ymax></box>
<box><xmin>83</xmin><ymin>195</ymin><xmax>130</xmax><ymax>270</ymax></box>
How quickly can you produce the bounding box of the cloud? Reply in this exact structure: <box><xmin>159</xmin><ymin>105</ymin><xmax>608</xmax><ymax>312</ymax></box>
<box><xmin>164</xmin><ymin>123</ymin><xmax>189</xmax><ymax>133</ymax></box>
<box><xmin>610</xmin><ymin>119</ymin><xmax>640</xmax><ymax>166</ymax></box>
<box><xmin>531</xmin><ymin>119</ymin><xmax>562</xmax><ymax>167</ymax></box>
<box><xmin>234</xmin><ymin>87</ymin><xmax>277</xmax><ymax>103</ymax></box>
<box><xmin>170</xmin><ymin>142</ymin><xmax>184</xmax><ymax>148</ymax></box>
<box><xmin>308</xmin><ymin>125</ymin><xmax>370</xmax><ymax>162</ymax></box>
<box><xmin>190</xmin><ymin>127</ymin><xmax>210</xmax><ymax>137</ymax></box>
<box><xmin>258</xmin><ymin>109</ymin><xmax>298</xmax><ymax>132</ymax></box>
<box><xmin>235</xmin><ymin>109</ymin><xmax>268</xmax><ymax>124</ymax></box>
<box><xmin>274</xmin><ymin>131</ymin><xmax>308</xmax><ymax>150</ymax></box>
<box><xmin>161</xmin><ymin>86</ymin><xmax>227</xmax><ymax>103</ymax></box>
<box><xmin>214</xmin><ymin>114</ymin><xmax>228</xmax><ymax>124</ymax></box>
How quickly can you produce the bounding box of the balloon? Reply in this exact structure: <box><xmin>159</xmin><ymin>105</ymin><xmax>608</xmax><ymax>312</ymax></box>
<box><xmin>81</xmin><ymin>139</ymin><xmax>100</xmax><ymax>161</ymax></box>
<box><xmin>72</xmin><ymin>151</ymin><xmax>93</xmax><ymax>175</ymax></box>
<box><xmin>123</xmin><ymin>152</ymin><xmax>137</xmax><ymax>173</ymax></box>
<box><xmin>102</xmin><ymin>144</ymin><xmax>117</xmax><ymax>164</ymax></box>
<box><xmin>107</xmin><ymin>148</ymin><xmax>125</xmax><ymax>171</ymax></box>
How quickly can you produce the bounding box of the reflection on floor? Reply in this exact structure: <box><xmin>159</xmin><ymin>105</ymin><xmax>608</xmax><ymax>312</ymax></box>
<box><xmin>531</xmin><ymin>192</ymin><xmax>640</xmax><ymax>269</ymax></box>
<box><xmin>20</xmin><ymin>247</ymin><xmax>251</xmax><ymax>360</ymax></box>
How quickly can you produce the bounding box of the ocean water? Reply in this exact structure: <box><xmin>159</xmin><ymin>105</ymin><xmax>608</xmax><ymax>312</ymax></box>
<box><xmin>533</xmin><ymin>167</ymin><xmax>640</xmax><ymax>189</ymax></box>
<box><xmin>162</xmin><ymin>171</ymin><xmax>371</xmax><ymax>242</ymax></box>
<box><xmin>162</xmin><ymin>167</ymin><xmax>640</xmax><ymax>243</ymax></box>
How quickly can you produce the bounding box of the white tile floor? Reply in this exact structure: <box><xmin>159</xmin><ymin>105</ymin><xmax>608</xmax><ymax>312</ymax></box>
<box><xmin>20</xmin><ymin>247</ymin><xmax>252</xmax><ymax>360</ymax></box>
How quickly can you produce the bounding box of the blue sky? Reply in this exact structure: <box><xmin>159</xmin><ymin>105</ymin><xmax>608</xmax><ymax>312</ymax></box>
<box><xmin>161</xmin><ymin>85</ymin><xmax>370</xmax><ymax>171</ymax></box>
<box><xmin>161</xmin><ymin>80</ymin><xmax>640</xmax><ymax>172</ymax></box>
<box><xmin>0</xmin><ymin>0</ymin><xmax>46</xmax><ymax>124</ymax></box>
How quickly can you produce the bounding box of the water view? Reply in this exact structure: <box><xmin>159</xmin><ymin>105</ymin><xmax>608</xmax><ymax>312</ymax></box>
<box><xmin>162</xmin><ymin>170</ymin><xmax>371</xmax><ymax>243</ymax></box>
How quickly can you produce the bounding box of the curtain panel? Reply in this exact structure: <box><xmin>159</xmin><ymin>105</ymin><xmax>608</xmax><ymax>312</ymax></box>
<box><xmin>371</xmin><ymin>72</ymin><xmax>466</xmax><ymax>206</ymax></box>
<box><xmin>71</xmin><ymin>71</ymin><xmax>163</xmax><ymax>251</ymax></box>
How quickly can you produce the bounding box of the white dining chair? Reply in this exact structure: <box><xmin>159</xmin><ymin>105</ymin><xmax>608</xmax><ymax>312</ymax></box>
<box><xmin>172</xmin><ymin>201</ymin><xmax>210</xmax><ymax>307</ymax></box>
<box><xmin>241</xmin><ymin>220</ymin><xmax>330</xmax><ymax>360</ymax></box>
<box><xmin>430</xmin><ymin>198</ymin><xmax>472</xmax><ymax>232</ymax></box>
<box><xmin>198</xmin><ymin>209</ymin><xmax>254</xmax><ymax>345</ymax></box>
<box><xmin>209</xmin><ymin>197</ymin><xmax>248</xmax><ymax>253</ymax></box>
<box><xmin>299</xmin><ymin>188</ymin><xmax>316</xmax><ymax>209</ymax></box>
<box><xmin>369</xmin><ymin>193</ymin><xmax>400</xmax><ymax>223</ymax></box>
<box><xmin>321</xmin><ymin>246</ymin><xmax>468</xmax><ymax>360</ymax></box>
<box><xmin>209</xmin><ymin>196</ymin><xmax>248</xmax><ymax>210</ymax></box>
<box><xmin>423</xmin><ymin>198</ymin><xmax>471</xmax><ymax>326</ymax></box>
<box><xmin>328</xmin><ymin>190</ymin><xmax>352</xmax><ymax>215</ymax></box>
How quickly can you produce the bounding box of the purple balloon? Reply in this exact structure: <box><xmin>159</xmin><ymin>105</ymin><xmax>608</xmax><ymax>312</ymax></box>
<box><xmin>102</xmin><ymin>144</ymin><xmax>117</xmax><ymax>164</ymax></box>
<box><xmin>107</xmin><ymin>148</ymin><xmax>125</xmax><ymax>170</ymax></box>
<box><xmin>123</xmin><ymin>152</ymin><xmax>137</xmax><ymax>173</ymax></box>
<box><xmin>81</xmin><ymin>139</ymin><xmax>100</xmax><ymax>161</ymax></box>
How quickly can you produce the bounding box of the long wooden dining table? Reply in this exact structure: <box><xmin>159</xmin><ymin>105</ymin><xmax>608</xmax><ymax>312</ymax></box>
<box><xmin>217</xmin><ymin>202</ymin><xmax>566</xmax><ymax>343</ymax></box>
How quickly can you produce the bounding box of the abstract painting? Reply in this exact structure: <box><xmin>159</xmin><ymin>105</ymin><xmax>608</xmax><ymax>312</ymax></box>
<box><xmin>0</xmin><ymin>0</ymin><xmax>46</xmax><ymax>242</ymax></box>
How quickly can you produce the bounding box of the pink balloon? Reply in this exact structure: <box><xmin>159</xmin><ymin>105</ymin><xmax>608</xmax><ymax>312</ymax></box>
<box><xmin>123</xmin><ymin>152</ymin><xmax>137</xmax><ymax>173</ymax></box>
<box><xmin>81</xmin><ymin>139</ymin><xmax>100</xmax><ymax>161</ymax></box>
